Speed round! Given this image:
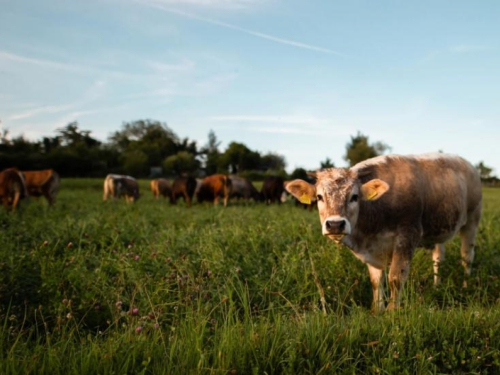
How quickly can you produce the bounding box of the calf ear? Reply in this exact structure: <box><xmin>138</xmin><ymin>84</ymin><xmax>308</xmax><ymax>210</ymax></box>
<box><xmin>361</xmin><ymin>179</ymin><xmax>390</xmax><ymax>201</ymax></box>
<box><xmin>286</xmin><ymin>179</ymin><xmax>316</xmax><ymax>205</ymax></box>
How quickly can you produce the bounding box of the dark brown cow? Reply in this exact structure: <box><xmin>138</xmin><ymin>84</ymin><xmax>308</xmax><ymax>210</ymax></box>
<box><xmin>22</xmin><ymin>169</ymin><xmax>60</xmax><ymax>206</ymax></box>
<box><xmin>261</xmin><ymin>176</ymin><xmax>285</xmax><ymax>204</ymax></box>
<box><xmin>150</xmin><ymin>178</ymin><xmax>172</xmax><ymax>199</ymax></box>
<box><xmin>197</xmin><ymin>174</ymin><xmax>232</xmax><ymax>206</ymax></box>
<box><xmin>229</xmin><ymin>176</ymin><xmax>260</xmax><ymax>202</ymax></box>
<box><xmin>171</xmin><ymin>176</ymin><xmax>197</xmax><ymax>207</ymax></box>
<box><xmin>286</xmin><ymin>153</ymin><xmax>482</xmax><ymax>313</ymax></box>
<box><xmin>0</xmin><ymin>168</ymin><xmax>26</xmax><ymax>211</ymax></box>
<box><xmin>103</xmin><ymin>174</ymin><xmax>140</xmax><ymax>203</ymax></box>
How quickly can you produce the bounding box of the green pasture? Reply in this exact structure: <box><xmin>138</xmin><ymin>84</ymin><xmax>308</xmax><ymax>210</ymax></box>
<box><xmin>1</xmin><ymin>180</ymin><xmax>500</xmax><ymax>374</ymax></box>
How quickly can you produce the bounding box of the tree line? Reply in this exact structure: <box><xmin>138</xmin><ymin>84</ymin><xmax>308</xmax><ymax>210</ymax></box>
<box><xmin>0</xmin><ymin>120</ymin><xmax>288</xmax><ymax>179</ymax></box>
<box><xmin>0</xmin><ymin>120</ymin><xmax>496</xmax><ymax>183</ymax></box>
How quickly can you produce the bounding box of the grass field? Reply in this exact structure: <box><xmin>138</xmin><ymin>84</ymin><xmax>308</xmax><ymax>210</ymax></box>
<box><xmin>1</xmin><ymin>179</ymin><xmax>500</xmax><ymax>374</ymax></box>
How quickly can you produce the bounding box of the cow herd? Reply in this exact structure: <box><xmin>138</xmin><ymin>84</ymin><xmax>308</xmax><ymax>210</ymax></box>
<box><xmin>0</xmin><ymin>153</ymin><xmax>484</xmax><ymax>312</ymax></box>
<box><xmin>0</xmin><ymin>168</ymin><xmax>60</xmax><ymax>210</ymax></box>
<box><xmin>0</xmin><ymin>168</ymin><xmax>294</xmax><ymax>210</ymax></box>
<box><xmin>103</xmin><ymin>173</ymin><xmax>288</xmax><ymax>207</ymax></box>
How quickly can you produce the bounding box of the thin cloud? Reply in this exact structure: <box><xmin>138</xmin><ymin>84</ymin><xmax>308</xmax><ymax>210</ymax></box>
<box><xmin>145</xmin><ymin>58</ymin><xmax>196</xmax><ymax>73</ymax></box>
<box><xmin>240</xmin><ymin>125</ymin><xmax>352</xmax><ymax>137</ymax></box>
<box><xmin>210</xmin><ymin>115</ymin><xmax>330</xmax><ymax>126</ymax></box>
<box><xmin>8</xmin><ymin>105</ymin><xmax>74</xmax><ymax>121</ymax></box>
<box><xmin>139</xmin><ymin>3</ymin><xmax>347</xmax><ymax>57</ymax></box>
<box><xmin>141</xmin><ymin>0</ymin><xmax>261</xmax><ymax>10</ymax></box>
<box><xmin>449</xmin><ymin>44</ymin><xmax>492</xmax><ymax>53</ymax></box>
<box><xmin>0</xmin><ymin>50</ymin><xmax>93</xmax><ymax>74</ymax></box>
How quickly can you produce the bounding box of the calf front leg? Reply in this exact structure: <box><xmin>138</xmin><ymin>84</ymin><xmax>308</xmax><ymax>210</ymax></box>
<box><xmin>387</xmin><ymin>240</ymin><xmax>414</xmax><ymax>310</ymax></box>
<box><xmin>432</xmin><ymin>243</ymin><xmax>445</xmax><ymax>286</ymax></box>
<box><xmin>367</xmin><ymin>264</ymin><xmax>385</xmax><ymax>314</ymax></box>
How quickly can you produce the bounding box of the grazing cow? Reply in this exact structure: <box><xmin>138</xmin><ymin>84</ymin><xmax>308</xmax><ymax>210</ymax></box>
<box><xmin>22</xmin><ymin>169</ymin><xmax>60</xmax><ymax>206</ymax></box>
<box><xmin>261</xmin><ymin>176</ymin><xmax>285</xmax><ymax>204</ymax></box>
<box><xmin>103</xmin><ymin>174</ymin><xmax>140</xmax><ymax>203</ymax></box>
<box><xmin>229</xmin><ymin>176</ymin><xmax>261</xmax><ymax>202</ymax></box>
<box><xmin>0</xmin><ymin>168</ymin><xmax>26</xmax><ymax>211</ymax></box>
<box><xmin>171</xmin><ymin>176</ymin><xmax>197</xmax><ymax>207</ymax></box>
<box><xmin>150</xmin><ymin>178</ymin><xmax>172</xmax><ymax>199</ymax></box>
<box><xmin>286</xmin><ymin>154</ymin><xmax>482</xmax><ymax>313</ymax></box>
<box><xmin>197</xmin><ymin>174</ymin><xmax>232</xmax><ymax>206</ymax></box>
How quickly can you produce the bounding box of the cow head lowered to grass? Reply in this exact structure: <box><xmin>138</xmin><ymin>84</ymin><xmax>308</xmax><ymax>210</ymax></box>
<box><xmin>286</xmin><ymin>154</ymin><xmax>482</xmax><ymax>313</ymax></box>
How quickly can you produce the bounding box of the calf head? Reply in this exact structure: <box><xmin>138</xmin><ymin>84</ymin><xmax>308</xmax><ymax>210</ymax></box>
<box><xmin>286</xmin><ymin>168</ymin><xmax>390</xmax><ymax>241</ymax></box>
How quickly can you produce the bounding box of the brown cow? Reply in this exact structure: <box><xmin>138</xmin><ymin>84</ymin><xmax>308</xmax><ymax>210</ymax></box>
<box><xmin>103</xmin><ymin>174</ymin><xmax>140</xmax><ymax>203</ymax></box>
<box><xmin>0</xmin><ymin>168</ymin><xmax>26</xmax><ymax>211</ymax></box>
<box><xmin>150</xmin><ymin>178</ymin><xmax>172</xmax><ymax>199</ymax></box>
<box><xmin>261</xmin><ymin>176</ymin><xmax>285</xmax><ymax>205</ymax></box>
<box><xmin>197</xmin><ymin>174</ymin><xmax>232</xmax><ymax>206</ymax></box>
<box><xmin>171</xmin><ymin>176</ymin><xmax>197</xmax><ymax>207</ymax></box>
<box><xmin>286</xmin><ymin>153</ymin><xmax>482</xmax><ymax>313</ymax></box>
<box><xmin>22</xmin><ymin>169</ymin><xmax>60</xmax><ymax>206</ymax></box>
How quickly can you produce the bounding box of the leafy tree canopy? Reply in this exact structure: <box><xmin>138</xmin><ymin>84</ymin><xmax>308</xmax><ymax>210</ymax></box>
<box><xmin>344</xmin><ymin>131</ymin><xmax>390</xmax><ymax>167</ymax></box>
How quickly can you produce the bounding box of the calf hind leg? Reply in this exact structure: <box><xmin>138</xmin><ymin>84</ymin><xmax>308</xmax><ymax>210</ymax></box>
<box><xmin>460</xmin><ymin>205</ymin><xmax>481</xmax><ymax>288</ymax></box>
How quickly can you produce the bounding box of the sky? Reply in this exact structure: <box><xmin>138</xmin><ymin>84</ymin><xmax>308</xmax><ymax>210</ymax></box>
<box><xmin>1</xmin><ymin>0</ymin><xmax>499</xmax><ymax>173</ymax></box>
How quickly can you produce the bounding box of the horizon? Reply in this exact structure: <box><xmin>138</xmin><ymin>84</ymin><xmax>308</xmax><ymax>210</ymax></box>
<box><xmin>1</xmin><ymin>0</ymin><xmax>499</xmax><ymax>174</ymax></box>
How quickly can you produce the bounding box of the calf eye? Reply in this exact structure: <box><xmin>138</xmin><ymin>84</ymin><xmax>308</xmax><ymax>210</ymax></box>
<box><xmin>350</xmin><ymin>194</ymin><xmax>358</xmax><ymax>203</ymax></box>
<box><xmin>316</xmin><ymin>194</ymin><xmax>323</xmax><ymax>202</ymax></box>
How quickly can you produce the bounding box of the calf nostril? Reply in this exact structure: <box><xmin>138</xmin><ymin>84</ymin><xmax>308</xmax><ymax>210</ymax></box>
<box><xmin>339</xmin><ymin>220</ymin><xmax>346</xmax><ymax>231</ymax></box>
<box><xmin>325</xmin><ymin>220</ymin><xmax>332</xmax><ymax>230</ymax></box>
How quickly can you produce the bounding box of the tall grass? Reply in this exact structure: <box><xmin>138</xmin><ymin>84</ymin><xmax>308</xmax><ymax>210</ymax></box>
<box><xmin>1</xmin><ymin>180</ymin><xmax>500</xmax><ymax>373</ymax></box>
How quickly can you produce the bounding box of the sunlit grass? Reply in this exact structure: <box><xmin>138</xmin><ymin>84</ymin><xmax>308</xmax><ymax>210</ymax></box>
<box><xmin>1</xmin><ymin>180</ymin><xmax>500</xmax><ymax>373</ymax></box>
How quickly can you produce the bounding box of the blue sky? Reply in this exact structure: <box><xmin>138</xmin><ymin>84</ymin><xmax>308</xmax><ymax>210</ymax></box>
<box><xmin>1</xmin><ymin>0</ymin><xmax>499</xmax><ymax>173</ymax></box>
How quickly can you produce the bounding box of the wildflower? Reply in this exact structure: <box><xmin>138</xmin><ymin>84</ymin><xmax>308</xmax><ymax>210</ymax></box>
<box><xmin>154</xmin><ymin>323</ymin><xmax>159</xmax><ymax>329</ymax></box>
<box><xmin>132</xmin><ymin>308</ymin><xmax>139</xmax><ymax>315</ymax></box>
<box><xmin>115</xmin><ymin>301</ymin><xmax>123</xmax><ymax>308</ymax></box>
<box><xmin>67</xmin><ymin>242</ymin><xmax>73</xmax><ymax>249</ymax></box>
<box><xmin>135</xmin><ymin>326</ymin><xmax>143</xmax><ymax>334</ymax></box>
<box><xmin>42</xmin><ymin>240</ymin><xmax>49</xmax><ymax>246</ymax></box>
<box><xmin>134</xmin><ymin>255</ymin><xmax>140</xmax><ymax>261</ymax></box>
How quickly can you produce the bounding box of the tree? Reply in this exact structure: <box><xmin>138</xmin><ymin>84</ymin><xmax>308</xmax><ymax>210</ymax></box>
<box><xmin>476</xmin><ymin>161</ymin><xmax>494</xmax><ymax>181</ymax></box>
<box><xmin>219</xmin><ymin>142</ymin><xmax>261</xmax><ymax>174</ymax></box>
<box><xmin>57</xmin><ymin>122</ymin><xmax>100</xmax><ymax>148</ymax></box>
<box><xmin>290</xmin><ymin>168</ymin><xmax>309</xmax><ymax>180</ymax></box>
<box><xmin>320</xmin><ymin>157</ymin><xmax>334</xmax><ymax>169</ymax></box>
<box><xmin>109</xmin><ymin>120</ymin><xmax>181</xmax><ymax>166</ymax></box>
<box><xmin>260</xmin><ymin>153</ymin><xmax>286</xmax><ymax>172</ymax></box>
<box><xmin>201</xmin><ymin>130</ymin><xmax>221</xmax><ymax>175</ymax></box>
<box><xmin>122</xmin><ymin>149</ymin><xmax>148</xmax><ymax>176</ymax></box>
<box><xmin>163</xmin><ymin>151</ymin><xmax>200</xmax><ymax>176</ymax></box>
<box><xmin>344</xmin><ymin>131</ymin><xmax>390</xmax><ymax>167</ymax></box>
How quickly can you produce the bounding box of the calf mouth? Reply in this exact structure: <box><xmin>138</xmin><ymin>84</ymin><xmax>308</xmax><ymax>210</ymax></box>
<box><xmin>327</xmin><ymin>234</ymin><xmax>345</xmax><ymax>244</ymax></box>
